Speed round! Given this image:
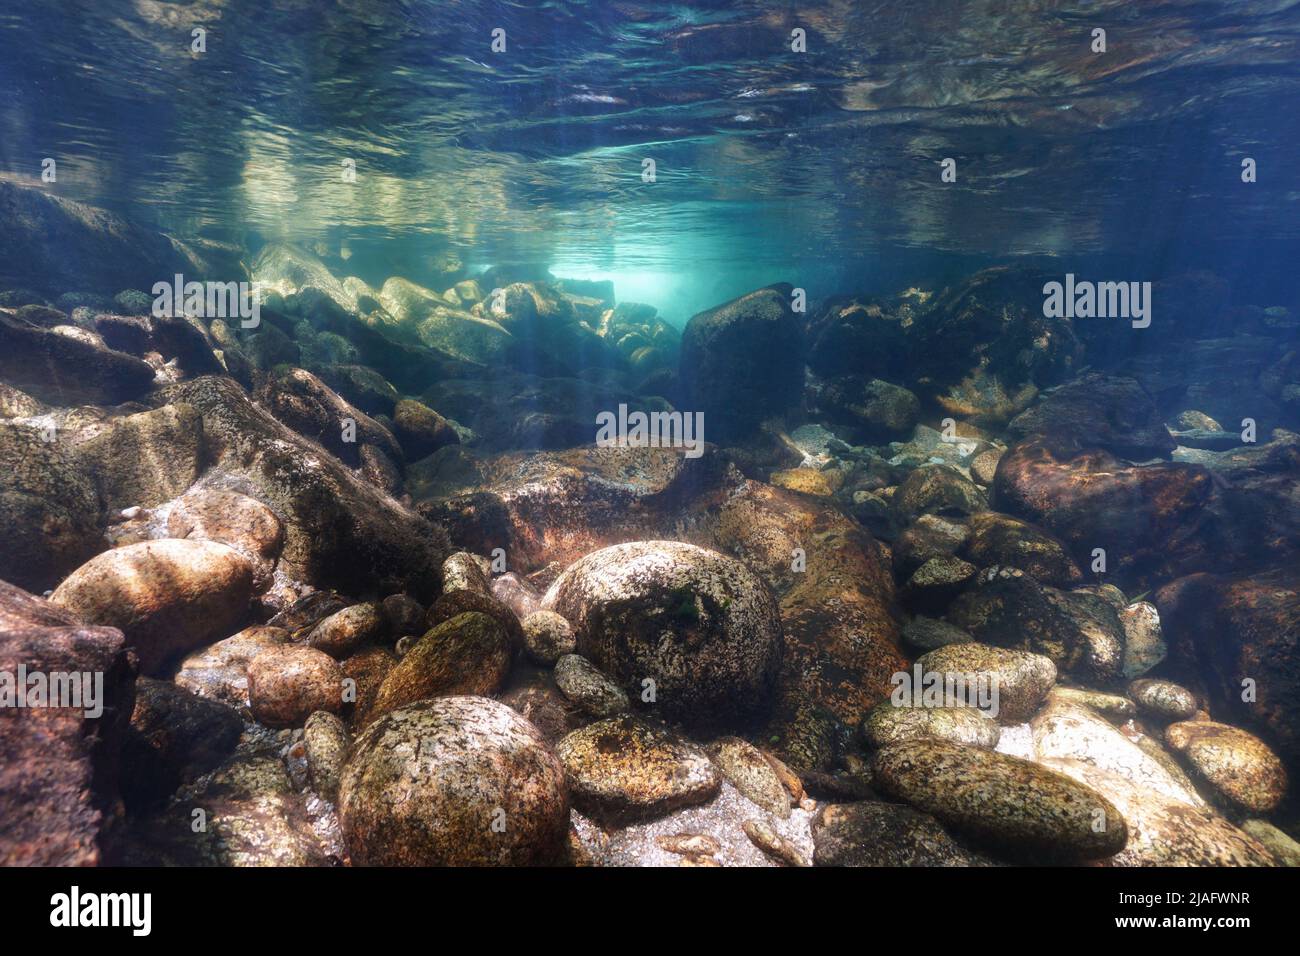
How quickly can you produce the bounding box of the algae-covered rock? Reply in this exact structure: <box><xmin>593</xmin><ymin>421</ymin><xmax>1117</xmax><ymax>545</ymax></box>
<box><xmin>0</xmin><ymin>420</ymin><xmax>103</xmax><ymax>591</ymax></box>
<box><xmin>1165</xmin><ymin>720</ymin><xmax>1288</xmax><ymax>813</ymax></box>
<box><xmin>914</xmin><ymin>643</ymin><xmax>1056</xmax><ymax>724</ymax></box>
<box><xmin>557</xmin><ymin>715</ymin><xmax>720</xmax><ymax>824</ymax></box>
<box><xmin>873</xmin><ymin>737</ymin><xmax>1126</xmax><ymax>862</ymax></box>
<box><xmin>339</xmin><ymin>696</ymin><xmax>569</xmax><ymax>865</ymax></box>
<box><xmin>246</xmin><ymin>644</ymin><xmax>344</xmax><ymax>728</ymax></box>
<box><xmin>544</xmin><ymin>541</ymin><xmax>783</xmax><ymax>729</ymax></box>
<box><xmin>367</xmin><ymin>611</ymin><xmax>511</xmax><ymax>721</ymax></box>
<box><xmin>51</xmin><ymin>538</ymin><xmax>255</xmax><ymax>674</ymax></box>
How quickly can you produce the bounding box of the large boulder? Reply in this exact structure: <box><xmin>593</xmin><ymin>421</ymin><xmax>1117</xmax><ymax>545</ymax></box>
<box><xmin>907</xmin><ymin>267</ymin><xmax>1082</xmax><ymax>425</ymax></box>
<box><xmin>544</xmin><ymin>541</ymin><xmax>783</xmax><ymax>730</ymax></box>
<box><xmin>0</xmin><ymin>180</ymin><xmax>227</xmax><ymax>296</ymax></box>
<box><xmin>873</xmin><ymin>738</ymin><xmax>1126</xmax><ymax>862</ymax></box>
<box><xmin>72</xmin><ymin>403</ymin><xmax>205</xmax><ymax>511</ymax></box>
<box><xmin>1006</xmin><ymin>373</ymin><xmax>1176</xmax><ymax>458</ymax></box>
<box><xmin>556</xmin><ymin>715</ymin><xmax>720</xmax><ymax>823</ymax></box>
<box><xmin>0</xmin><ymin>582</ymin><xmax>137</xmax><ymax>866</ymax></box>
<box><xmin>152</xmin><ymin>376</ymin><xmax>448</xmax><ymax>600</ymax></box>
<box><xmin>1155</xmin><ymin>570</ymin><xmax>1300</xmax><ymax>767</ymax></box>
<box><xmin>0</xmin><ymin>421</ymin><xmax>104</xmax><ymax>592</ymax></box>
<box><xmin>0</xmin><ymin>312</ymin><xmax>156</xmax><ymax>406</ymax></box>
<box><xmin>993</xmin><ymin>438</ymin><xmax>1219</xmax><ymax>588</ymax></box>
<box><xmin>50</xmin><ymin>539</ymin><xmax>256</xmax><ymax>674</ymax></box>
<box><xmin>339</xmin><ymin>697</ymin><xmax>569</xmax><ymax>865</ymax></box>
<box><xmin>255</xmin><ymin>366</ymin><xmax>402</xmax><ymax>468</ymax></box>
<box><xmin>679</xmin><ymin>285</ymin><xmax>803</xmax><ymax>441</ymax></box>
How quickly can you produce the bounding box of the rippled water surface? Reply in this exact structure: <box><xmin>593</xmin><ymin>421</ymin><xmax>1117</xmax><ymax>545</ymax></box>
<box><xmin>3</xmin><ymin>1</ymin><xmax>1300</xmax><ymax>311</ymax></box>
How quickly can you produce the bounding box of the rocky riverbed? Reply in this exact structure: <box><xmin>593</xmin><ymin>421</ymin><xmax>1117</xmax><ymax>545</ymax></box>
<box><xmin>1</xmin><ymin>183</ymin><xmax>1298</xmax><ymax>867</ymax></box>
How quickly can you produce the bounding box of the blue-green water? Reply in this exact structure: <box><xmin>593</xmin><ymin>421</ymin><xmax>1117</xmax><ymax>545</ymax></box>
<box><xmin>3</xmin><ymin>0</ymin><xmax>1300</xmax><ymax>319</ymax></box>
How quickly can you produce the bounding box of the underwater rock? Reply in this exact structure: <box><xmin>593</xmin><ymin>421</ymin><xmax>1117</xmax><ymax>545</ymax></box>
<box><xmin>544</xmin><ymin>541</ymin><xmax>783</xmax><ymax>730</ymax></box>
<box><xmin>804</xmin><ymin>295</ymin><xmax>909</xmax><ymax>381</ymax></box>
<box><xmin>256</xmin><ymin>366</ymin><xmax>402</xmax><ymax>468</ymax></box>
<box><xmin>164</xmin><ymin>487</ymin><xmax>285</xmax><ymax>588</ymax></box>
<box><xmin>154</xmin><ymin>376</ymin><xmax>447</xmax><ymax>600</ymax></box>
<box><xmin>1039</xmin><ymin>757</ymin><xmax>1273</xmax><ymax>866</ymax></box>
<box><xmin>1240</xmin><ymin>820</ymin><xmax>1300</xmax><ymax>866</ymax></box>
<box><xmin>0</xmin><ymin>382</ymin><xmax>46</xmax><ymax>418</ymax></box>
<box><xmin>994</xmin><ymin>438</ymin><xmax>1218</xmax><ymax>587</ymax></box>
<box><xmin>716</xmin><ymin>478</ymin><xmax>907</xmax><ymax>764</ymax></box>
<box><xmin>908</xmin><ymin>267</ymin><xmax>1081</xmax><ymax>425</ymax></box>
<box><xmin>813</xmin><ymin>376</ymin><xmax>921</xmax><ymax>443</ymax></box>
<box><xmin>421</xmin><ymin>444</ymin><xmax>724</xmax><ymax>569</ymax></box>
<box><xmin>498</xmin><ymin>665</ymin><xmax>585</xmax><ymax>746</ymax></box>
<box><xmin>119</xmin><ymin>754</ymin><xmax>334</xmax><ymax>866</ymax></box>
<box><xmin>379</xmin><ymin>593</ymin><xmax>425</xmax><ymax>639</ymax></box>
<box><xmin>1118</xmin><ymin>601</ymin><xmax>1166</xmax><ymax>678</ymax></box>
<box><xmin>0</xmin><ymin>420</ymin><xmax>104</xmax><ymax>592</ymax></box>
<box><xmin>553</xmin><ymin>653</ymin><xmax>629</xmax><ymax>717</ymax></box>
<box><xmin>556</xmin><ymin>715</ymin><xmax>720</xmax><ymax>824</ymax></box>
<box><xmin>1128</xmin><ymin>678</ymin><xmax>1198</xmax><ymax>722</ymax></box>
<box><xmin>1006</xmin><ymin>372</ymin><xmax>1176</xmax><ymax>458</ymax></box>
<box><xmin>947</xmin><ymin>568</ymin><xmax>1123</xmax><ymax>680</ymax></box>
<box><xmin>1155</xmin><ymin>570</ymin><xmax>1300</xmax><ymax>766</ymax></box>
<box><xmin>425</xmin><ymin>587</ymin><xmax>524</xmax><ymax>650</ymax></box>
<box><xmin>174</xmin><ymin>625</ymin><xmax>288</xmax><ymax>708</ymax></box>
<box><xmin>421</xmin><ymin>372</ymin><xmax>644</xmax><ymax>453</ymax></box>
<box><xmin>303</xmin><ymin>711</ymin><xmax>350</xmax><ymax>801</ymax></box>
<box><xmin>121</xmin><ymin>676</ymin><xmax>242</xmax><ymax>809</ymax></box>
<box><xmin>367</xmin><ymin>611</ymin><xmax>511</xmax><ymax>723</ymax></box>
<box><xmin>1045</xmin><ymin>686</ymin><xmax>1137</xmax><ymax>720</ymax></box>
<box><xmin>392</xmin><ymin>398</ymin><xmax>459</xmax><ymax>460</ymax></box>
<box><xmin>0</xmin><ymin>180</ymin><xmax>224</xmax><ymax>297</ymax></box>
<box><xmin>95</xmin><ymin>311</ymin><xmax>224</xmax><ymax>379</ymax></box>
<box><xmin>441</xmin><ymin>550</ymin><xmax>491</xmax><ymax>595</ymax></box>
<box><xmin>1164</xmin><ymin>720</ymin><xmax>1288</xmax><ymax>814</ymax></box>
<box><xmin>811</xmin><ymin>801</ymin><xmax>993</xmax><ymax>868</ymax></box>
<box><xmin>890</xmin><ymin>464</ymin><xmax>986</xmax><ymax>524</ymax></box>
<box><xmin>73</xmin><ymin>403</ymin><xmax>204</xmax><ymax>511</ymax></box>
<box><xmin>914</xmin><ymin>643</ymin><xmax>1056</xmax><ymax>724</ymax></box>
<box><xmin>0</xmin><ymin>312</ymin><xmax>157</xmax><ymax>406</ymax></box>
<box><xmin>306</xmin><ymin>602</ymin><xmax>385</xmax><ymax>659</ymax></box>
<box><xmin>51</xmin><ymin>539</ymin><xmax>255</xmax><ymax>674</ymax></box>
<box><xmin>491</xmin><ymin>571</ymin><xmax>541</xmax><ymax>620</ymax></box>
<box><xmin>340</xmin><ymin>696</ymin><xmax>569</xmax><ymax>865</ymax></box>
<box><xmin>900</xmin><ymin>554</ymin><xmax>977</xmax><ymax>610</ymax></box>
<box><xmin>339</xmin><ymin>645</ymin><xmax>397</xmax><ymax>730</ymax></box>
<box><xmin>873</xmin><ymin>737</ymin><xmax>1126</xmax><ymax>862</ymax></box>
<box><xmin>315</xmin><ymin>364</ymin><xmax>400</xmax><ymax>417</ymax></box>
<box><xmin>862</xmin><ymin>701</ymin><xmax>1001</xmax><ymax>751</ymax></box>
<box><xmin>1030</xmin><ymin>697</ymin><xmax>1204</xmax><ymax>806</ymax></box>
<box><xmin>678</xmin><ymin>284</ymin><xmax>802</xmax><ymax>441</ymax></box>
<box><xmin>246</xmin><ymin>644</ymin><xmax>344</xmax><ymax>728</ymax></box>
<box><xmin>901</xmin><ymin>616</ymin><xmax>972</xmax><ymax>652</ymax></box>
<box><xmin>0</xmin><ymin>586</ymin><xmax>136</xmax><ymax>866</ymax></box>
<box><xmin>811</xmin><ymin>801</ymin><xmax>993</xmax><ymax>866</ymax></box>
<box><xmin>705</xmin><ymin>737</ymin><xmax>792</xmax><ymax>819</ymax></box>
<box><xmin>891</xmin><ymin>513</ymin><xmax>969</xmax><ymax>578</ymax></box>
<box><xmin>521</xmin><ymin>609</ymin><xmax>575</xmax><ymax>665</ymax></box>
<box><xmin>960</xmin><ymin>511</ymin><xmax>1083</xmax><ymax>586</ymax></box>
